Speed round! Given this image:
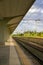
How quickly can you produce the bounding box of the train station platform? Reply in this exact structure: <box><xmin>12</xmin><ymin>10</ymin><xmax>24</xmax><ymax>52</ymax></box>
<box><xmin>0</xmin><ymin>37</ymin><xmax>21</xmax><ymax>65</ymax></box>
<box><xmin>0</xmin><ymin>37</ymin><xmax>40</xmax><ymax>65</ymax></box>
<box><xmin>0</xmin><ymin>46</ymin><xmax>21</xmax><ymax>65</ymax></box>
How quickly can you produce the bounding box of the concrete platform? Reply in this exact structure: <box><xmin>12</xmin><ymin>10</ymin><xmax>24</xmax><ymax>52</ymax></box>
<box><xmin>0</xmin><ymin>45</ymin><xmax>21</xmax><ymax>65</ymax></box>
<box><xmin>0</xmin><ymin>46</ymin><xmax>9</xmax><ymax>65</ymax></box>
<box><xmin>9</xmin><ymin>46</ymin><xmax>21</xmax><ymax>65</ymax></box>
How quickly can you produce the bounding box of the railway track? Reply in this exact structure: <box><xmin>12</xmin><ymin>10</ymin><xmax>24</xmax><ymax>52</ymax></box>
<box><xmin>13</xmin><ymin>37</ymin><xmax>43</xmax><ymax>65</ymax></box>
<box><xmin>14</xmin><ymin>40</ymin><xmax>40</xmax><ymax>65</ymax></box>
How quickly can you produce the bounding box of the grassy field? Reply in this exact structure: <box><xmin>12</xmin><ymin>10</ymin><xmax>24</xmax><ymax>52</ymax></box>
<box><xmin>12</xmin><ymin>31</ymin><xmax>43</xmax><ymax>38</ymax></box>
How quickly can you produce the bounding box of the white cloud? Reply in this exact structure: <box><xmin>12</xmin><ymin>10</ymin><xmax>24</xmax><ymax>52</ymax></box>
<box><xmin>41</xmin><ymin>10</ymin><xmax>43</xmax><ymax>13</ymax></box>
<box><xmin>13</xmin><ymin>0</ymin><xmax>43</xmax><ymax>34</ymax></box>
<box><xmin>29</xmin><ymin>8</ymin><xmax>40</xmax><ymax>13</ymax></box>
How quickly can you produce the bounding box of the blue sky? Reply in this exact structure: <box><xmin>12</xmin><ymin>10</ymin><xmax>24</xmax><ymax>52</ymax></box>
<box><xmin>13</xmin><ymin>0</ymin><xmax>43</xmax><ymax>34</ymax></box>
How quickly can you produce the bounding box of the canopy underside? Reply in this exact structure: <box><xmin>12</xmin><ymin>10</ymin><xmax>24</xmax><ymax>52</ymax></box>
<box><xmin>0</xmin><ymin>0</ymin><xmax>35</xmax><ymax>33</ymax></box>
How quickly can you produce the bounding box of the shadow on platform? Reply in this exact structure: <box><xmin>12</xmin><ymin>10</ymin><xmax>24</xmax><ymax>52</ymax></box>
<box><xmin>0</xmin><ymin>45</ymin><xmax>10</xmax><ymax>65</ymax></box>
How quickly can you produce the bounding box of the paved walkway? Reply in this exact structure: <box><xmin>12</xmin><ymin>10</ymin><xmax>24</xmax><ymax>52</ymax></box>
<box><xmin>0</xmin><ymin>37</ymin><xmax>21</xmax><ymax>65</ymax></box>
<box><xmin>9</xmin><ymin>46</ymin><xmax>21</xmax><ymax>65</ymax></box>
<box><xmin>0</xmin><ymin>46</ymin><xmax>9</xmax><ymax>65</ymax></box>
<box><xmin>0</xmin><ymin>46</ymin><xmax>21</xmax><ymax>65</ymax></box>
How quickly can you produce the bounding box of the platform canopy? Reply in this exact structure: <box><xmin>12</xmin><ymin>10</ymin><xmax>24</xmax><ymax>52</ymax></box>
<box><xmin>0</xmin><ymin>0</ymin><xmax>35</xmax><ymax>33</ymax></box>
<box><xmin>0</xmin><ymin>0</ymin><xmax>35</xmax><ymax>44</ymax></box>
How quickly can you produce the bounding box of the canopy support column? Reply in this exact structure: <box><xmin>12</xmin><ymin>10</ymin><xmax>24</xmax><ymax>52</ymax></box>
<box><xmin>0</xmin><ymin>21</ymin><xmax>10</xmax><ymax>45</ymax></box>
